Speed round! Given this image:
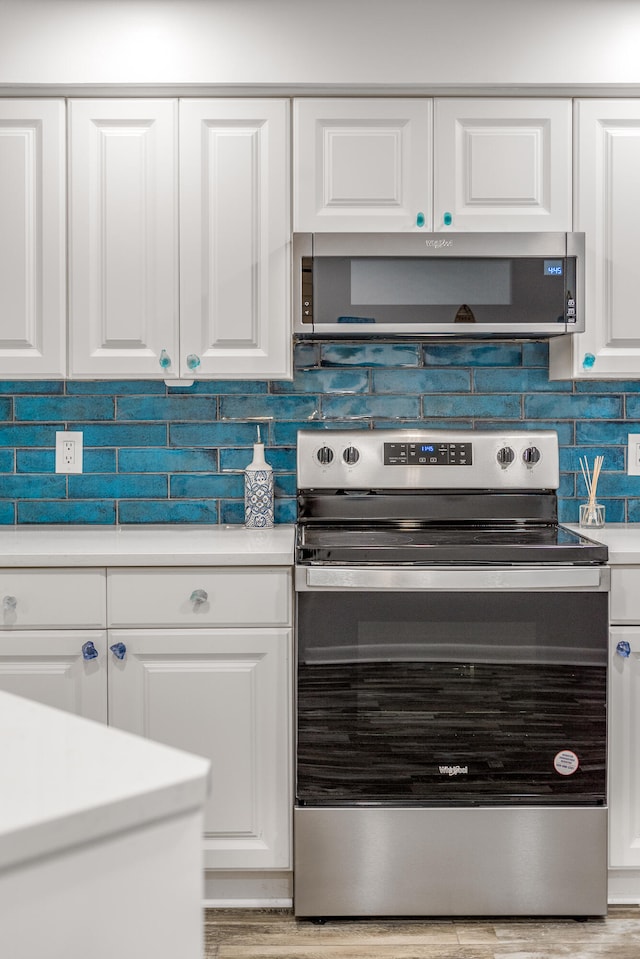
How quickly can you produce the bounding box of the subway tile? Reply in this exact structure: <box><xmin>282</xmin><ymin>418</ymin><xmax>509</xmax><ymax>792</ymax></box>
<box><xmin>68</xmin><ymin>475</ymin><xmax>168</xmax><ymax>499</ymax></box>
<box><xmin>373</xmin><ymin>369</ymin><xmax>471</xmax><ymax>393</ymax></box>
<box><xmin>170</xmin><ymin>422</ymin><xmax>269</xmax><ymax>448</ymax></box>
<box><xmin>473</xmin><ymin>420</ymin><xmax>575</xmax><ymax>444</ymax></box>
<box><xmin>0</xmin><ymin>398</ymin><xmax>12</xmax><ymax>420</ymax></box>
<box><xmin>423</xmin><ymin>343</ymin><xmax>523</xmax><ymax>367</ymax></box>
<box><xmin>76</xmin><ymin>424</ymin><xmax>168</xmax><ymax>447</ymax></box>
<box><xmin>0</xmin><ymin>502</ymin><xmax>15</xmax><ymax>524</ymax></box>
<box><xmin>560</xmin><ymin>446</ymin><xmax>624</xmax><ymax>473</ymax></box>
<box><xmin>14</xmin><ymin>396</ymin><xmax>114</xmax><ymax>421</ymax></box>
<box><xmin>220</xmin><ymin>395</ymin><xmax>319</xmax><ymax>420</ymax></box>
<box><xmin>170</xmin><ymin>474</ymin><xmax>244</xmax><ymax>499</ymax></box>
<box><xmin>525</xmin><ymin>394</ymin><xmax>623</xmax><ymax>420</ymax></box>
<box><xmin>0</xmin><ymin>475</ymin><xmax>67</xmax><ymax>499</ymax></box>
<box><xmin>0</xmin><ymin>450</ymin><xmax>14</xmax><ymax>472</ymax></box>
<box><xmin>272</xmin><ymin>370</ymin><xmax>369</xmax><ymax>393</ymax></box>
<box><xmin>117</xmin><ymin>396</ymin><xmax>218</xmax><ymax>421</ymax></box>
<box><xmin>220</xmin><ymin>498</ymin><xmax>296</xmax><ymax>525</ymax></box>
<box><xmin>271</xmin><ymin>421</ymin><xmax>368</xmax><ymax>445</ymax></box>
<box><xmin>576</xmin><ymin>421</ymin><xmax>637</xmax><ymax>445</ymax></box>
<box><xmin>118</xmin><ymin>449</ymin><xmax>219</xmax><ymax>473</ymax></box>
<box><xmin>321</xmin><ymin>395</ymin><xmax>421</xmax><ymax>420</ymax></box>
<box><xmin>624</xmin><ymin>396</ymin><xmax>640</xmax><ymax>418</ymax></box>
<box><xmin>220</xmin><ymin>448</ymin><xmax>296</xmax><ymax>472</ymax></box>
<box><xmin>17</xmin><ymin>449</ymin><xmax>116</xmax><ymax>474</ymax></box>
<box><xmin>473</xmin><ymin>369</ymin><xmax>570</xmax><ymax>392</ymax></box>
<box><xmin>293</xmin><ymin>341</ymin><xmax>320</xmax><ymax>369</ymax></box>
<box><xmin>560</xmin><ymin>497</ymin><xmax>626</xmax><ymax>524</ymax></box>
<box><xmin>577</xmin><ymin>380</ymin><xmax>640</xmax><ymax>393</ymax></box>
<box><xmin>590</xmin><ymin>473</ymin><xmax>640</xmax><ymax>497</ymax></box>
<box><xmin>117</xmin><ymin>500</ymin><xmax>218</xmax><ymax>524</ymax></box>
<box><xmin>627</xmin><ymin>499</ymin><xmax>640</xmax><ymax>523</ymax></box>
<box><xmin>66</xmin><ymin>380</ymin><xmax>166</xmax><ymax>395</ymax></box>
<box><xmin>0</xmin><ymin>425</ymin><xmax>61</xmax><ymax>447</ymax></box>
<box><xmin>166</xmin><ymin>380</ymin><xmax>268</xmax><ymax>395</ymax></box>
<box><xmin>17</xmin><ymin>501</ymin><xmax>117</xmax><ymax>524</ymax></box>
<box><xmin>522</xmin><ymin>342</ymin><xmax>549</xmax><ymax>367</ymax></box>
<box><xmin>320</xmin><ymin>343</ymin><xmax>421</xmax><ymax>367</ymax></box>
<box><xmin>375</xmin><ymin>419</ymin><xmax>475</xmax><ymax>430</ymax></box>
<box><xmin>0</xmin><ymin>381</ymin><xmax>65</xmax><ymax>395</ymax></box>
<box><xmin>421</xmin><ymin>394</ymin><xmax>522</xmax><ymax>418</ymax></box>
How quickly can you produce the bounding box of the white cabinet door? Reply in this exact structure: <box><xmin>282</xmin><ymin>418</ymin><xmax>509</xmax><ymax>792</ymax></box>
<box><xmin>0</xmin><ymin>99</ymin><xmax>65</xmax><ymax>378</ymax></box>
<box><xmin>550</xmin><ymin>100</ymin><xmax>640</xmax><ymax>380</ymax></box>
<box><xmin>180</xmin><ymin>99</ymin><xmax>291</xmax><ymax>380</ymax></box>
<box><xmin>68</xmin><ymin>99</ymin><xmax>179</xmax><ymax>378</ymax></box>
<box><xmin>294</xmin><ymin>98</ymin><xmax>432</xmax><ymax>232</ymax></box>
<box><xmin>0</xmin><ymin>630</ymin><xmax>107</xmax><ymax>721</ymax></box>
<box><xmin>434</xmin><ymin>98</ymin><xmax>572</xmax><ymax>232</ymax></box>
<box><xmin>108</xmin><ymin>627</ymin><xmax>291</xmax><ymax>870</ymax></box>
<box><xmin>609</xmin><ymin>626</ymin><xmax>640</xmax><ymax>868</ymax></box>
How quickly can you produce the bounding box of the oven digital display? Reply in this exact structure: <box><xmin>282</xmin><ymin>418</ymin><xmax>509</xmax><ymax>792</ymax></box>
<box><xmin>384</xmin><ymin>442</ymin><xmax>472</xmax><ymax>465</ymax></box>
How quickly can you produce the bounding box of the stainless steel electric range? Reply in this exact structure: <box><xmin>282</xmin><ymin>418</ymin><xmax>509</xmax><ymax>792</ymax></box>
<box><xmin>294</xmin><ymin>429</ymin><xmax>609</xmax><ymax>919</ymax></box>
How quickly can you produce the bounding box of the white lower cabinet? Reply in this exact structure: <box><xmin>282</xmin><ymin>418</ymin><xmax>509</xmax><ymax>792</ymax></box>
<box><xmin>107</xmin><ymin>627</ymin><xmax>291</xmax><ymax>869</ymax></box>
<box><xmin>609</xmin><ymin>567</ymin><xmax>640</xmax><ymax>875</ymax></box>
<box><xmin>0</xmin><ymin>565</ymin><xmax>292</xmax><ymax>873</ymax></box>
<box><xmin>609</xmin><ymin>624</ymin><xmax>640</xmax><ymax>868</ymax></box>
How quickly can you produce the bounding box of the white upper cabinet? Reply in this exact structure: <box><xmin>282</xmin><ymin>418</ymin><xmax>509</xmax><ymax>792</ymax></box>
<box><xmin>434</xmin><ymin>98</ymin><xmax>572</xmax><ymax>232</ymax></box>
<box><xmin>293</xmin><ymin>97</ymin><xmax>571</xmax><ymax>234</ymax></box>
<box><xmin>293</xmin><ymin>98</ymin><xmax>432</xmax><ymax>232</ymax></box>
<box><xmin>0</xmin><ymin>99</ymin><xmax>66</xmax><ymax>378</ymax></box>
<box><xmin>68</xmin><ymin>99</ymin><xmax>180</xmax><ymax>378</ymax></box>
<box><xmin>180</xmin><ymin>99</ymin><xmax>291</xmax><ymax>380</ymax></box>
<box><xmin>550</xmin><ymin>100</ymin><xmax>640</xmax><ymax>380</ymax></box>
<box><xmin>69</xmin><ymin>98</ymin><xmax>291</xmax><ymax>380</ymax></box>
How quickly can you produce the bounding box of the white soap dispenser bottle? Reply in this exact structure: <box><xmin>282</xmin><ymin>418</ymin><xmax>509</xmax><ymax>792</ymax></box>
<box><xmin>244</xmin><ymin>426</ymin><xmax>274</xmax><ymax>528</ymax></box>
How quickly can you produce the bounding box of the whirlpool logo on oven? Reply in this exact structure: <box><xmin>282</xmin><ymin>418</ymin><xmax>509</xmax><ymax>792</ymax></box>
<box><xmin>439</xmin><ymin>765</ymin><xmax>469</xmax><ymax>776</ymax></box>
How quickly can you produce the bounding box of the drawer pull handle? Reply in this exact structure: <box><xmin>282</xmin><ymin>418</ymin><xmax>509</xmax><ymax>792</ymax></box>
<box><xmin>2</xmin><ymin>595</ymin><xmax>17</xmax><ymax>611</ymax></box>
<box><xmin>190</xmin><ymin>588</ymin><xmax>208</xmax><ymax>605</ymax></box>
<box><xmin>82</xmin><ymin>641</ymin><xmax>99</xmax><ymax>661</ymax></box>
<box><xmin>617</xmin><ymin>640</ymin><xmax>632</xmax><ymax>658</ymax></box>
<box><xmin>110</xmin><ymin>642</ymin><xmax>127</xmax><ymax>661</ymax></box>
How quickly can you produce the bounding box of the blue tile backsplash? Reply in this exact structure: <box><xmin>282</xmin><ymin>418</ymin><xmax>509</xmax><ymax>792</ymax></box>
<box><xmin>2</xmin><ymin>338</ymin><xmax>640</xmax><ymax>526</ymax></box>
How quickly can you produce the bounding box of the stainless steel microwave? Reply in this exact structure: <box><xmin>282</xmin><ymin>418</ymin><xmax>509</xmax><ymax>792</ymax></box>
<box><xmin>293</xmin><ymin>232</ymin><xmax>585</xmax><ymax>337</ymax></box>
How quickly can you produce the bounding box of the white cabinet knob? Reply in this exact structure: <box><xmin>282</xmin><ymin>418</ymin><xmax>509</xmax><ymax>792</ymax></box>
<box><xmin>190</xmin><ymin>588</ymin><xmax>208</xmax><ymax>605</ymax></box>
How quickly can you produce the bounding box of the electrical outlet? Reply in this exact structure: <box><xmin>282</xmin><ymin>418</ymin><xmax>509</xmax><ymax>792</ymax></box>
<box><xmin>55</xmin><ymin>431</ymin><xmax>83</xmax><ymax>474</ymax></box>
<box><xmin>628</xmin><ymin>434</ymin><xmax>640</xmax><ymax>476</ymax></box>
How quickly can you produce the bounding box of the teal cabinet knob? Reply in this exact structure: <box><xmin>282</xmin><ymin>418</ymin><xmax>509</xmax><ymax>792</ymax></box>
<box><xmin>159</xmin><ymin>349</ymin><xmax>171</xmax><ymax>369</ymax></box>
<box><xmin>583</xmin><ymin>353</ymin><xmax>596</xmax><ymax>370</ymax></box>
<box><xmin>186</xmin><ymin>353</ymin><xmax>201</xmax><ymax>371</ymax></box>
<box><xmin>2</xmin><ymin>595</ymin><xmax>17</xmax><ymax>611</ymax></box>
<box><xmin>190</xmin><ymin>588</ymin><xmax>208</xmax><ymax>605</ymax></box>
<box><xmin>416</xmin><ymin>212</ymin><xmax>425</xmax><ymax>228</ymax></box>
<box><xmin>443</xmin><ymin>212</ymin><xmax>453</xmax><ymax>227</ymax></box>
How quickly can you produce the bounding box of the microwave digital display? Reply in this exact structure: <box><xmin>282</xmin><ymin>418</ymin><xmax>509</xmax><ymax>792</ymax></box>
<box><xmin>544</xmin><ymin>259</ymin><xmax>563</xmax><ymax>277</ymax></box>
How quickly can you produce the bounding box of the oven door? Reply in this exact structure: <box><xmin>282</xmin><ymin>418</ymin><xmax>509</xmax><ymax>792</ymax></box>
<box><xmin>295</xmin><ymin>565</ymin><xmax>608</xmax><ymax>808</ymax></box>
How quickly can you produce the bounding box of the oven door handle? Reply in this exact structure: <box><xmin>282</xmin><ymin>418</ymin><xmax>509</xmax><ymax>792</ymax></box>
<box><xmin>297</xmin><ymin>565</ymin><xmax>609</xmax><ymax>591</ymax></box>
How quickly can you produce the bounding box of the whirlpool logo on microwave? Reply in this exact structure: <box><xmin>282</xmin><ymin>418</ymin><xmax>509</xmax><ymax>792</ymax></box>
<box><xmin>439</xmin><ymin>764</ymin><xmax>469</xmax><ymax>776</ymax></box>
<box><xmin>425</xmin><ymin>239</ymin><xmax>454</xmax><ymax>249</ymax></box>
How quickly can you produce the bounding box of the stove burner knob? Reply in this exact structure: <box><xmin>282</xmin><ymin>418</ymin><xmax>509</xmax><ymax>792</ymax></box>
<box><xmin>343</xmin><ymin>446</ymin><xmax>360</xmax><ymax>466</ymax></box>
<box><xmin>316</xmin><ymin>446</ymin><xmax>334</xmax><ymax>466</ymax></box>
<box><xmin>496</xmin><ymin>446</ymin><xmax>515</xmax><ymax>468</ymax></box>
<box><xmin>523</xmin><ymin>446</ymin><xmax>541</xmax><ymax>467</ymax></box>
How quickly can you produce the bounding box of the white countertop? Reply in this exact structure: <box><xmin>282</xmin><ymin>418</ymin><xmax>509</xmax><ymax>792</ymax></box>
<box><xmin>0</xmin><ymin>690</ymin><xmax>210</xmax><ymax>873</ymax></box>
<box><xmin>567</xmin><ymin>523</ymin><xmax>640</xmax><ymax>565</ymax></box>
<box><xmin>0</xmin><ymin>524</ymin><xmax>295</xmax><ymax>567</ymax></box>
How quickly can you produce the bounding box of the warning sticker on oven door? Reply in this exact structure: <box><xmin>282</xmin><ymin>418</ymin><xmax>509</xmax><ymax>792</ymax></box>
<box><xmin>554</xmin><ymin>750</ymin><xmax>580</xmax><ymax>776</ymax></box>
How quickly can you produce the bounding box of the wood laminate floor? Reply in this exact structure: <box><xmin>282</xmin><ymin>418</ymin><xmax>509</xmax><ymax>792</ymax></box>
<box><xmin>203</xmin><ymin>906</ymin><xmax>640</xmax><ymax>959</ymax></box>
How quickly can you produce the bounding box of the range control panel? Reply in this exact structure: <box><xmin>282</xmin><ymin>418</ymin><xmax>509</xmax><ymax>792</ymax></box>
<box><xmin>297</xmin><ymin>429</ymin><xmax>560</xmax><ymax>491</ymax></box>
<box><xmin>384</xmin><ymin>442</ymin><xmax>472</xmax><ymax>466</ymax></box>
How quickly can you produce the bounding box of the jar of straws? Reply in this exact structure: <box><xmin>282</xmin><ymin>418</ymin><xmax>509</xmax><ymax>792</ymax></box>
<box><xmin>579</xmin><ymin>455</ymin><xmax>605</xmax><ymax>528</ymax></box>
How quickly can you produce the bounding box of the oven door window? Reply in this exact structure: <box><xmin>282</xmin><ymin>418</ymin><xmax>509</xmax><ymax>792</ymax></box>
<box><xmin>296</xmin><ymin>590</ymin><xmax>607</xmax><ymax>807</ymax></box>
<box><xmin>313</xmin><ymin>256</ymin><xmax>574</xmax><ymax>328</ymax></box>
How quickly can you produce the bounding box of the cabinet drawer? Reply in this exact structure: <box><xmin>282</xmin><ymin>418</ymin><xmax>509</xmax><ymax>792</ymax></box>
<box><xmin>610</xmin><ymin>567</ymin><xmax>640</xmax><ymax>623</ymax></box>
<box><xmin>107</xmin><ymin>567</ymin><xmax>292</xmax><ymax>628</ymax></box>
<box><xmin>0</xmin><ymin>569</ymin><xmax>106</xmax><ymax>628</ymax></box>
